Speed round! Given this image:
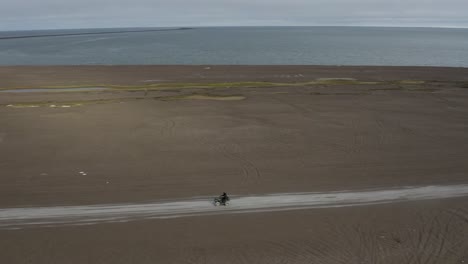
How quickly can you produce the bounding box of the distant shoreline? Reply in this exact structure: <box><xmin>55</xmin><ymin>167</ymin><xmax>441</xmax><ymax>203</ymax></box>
<box><xmin>3</xmin><ymin>26</ymin><xmax>468</xmax><ymax>31</ymax></box>
<box><xmin>1</xmin><ymin>65</ymin><xmax>467</xmax><ymax>89</ymax></box>
<box><xmin>0</xmin><ymin>27</ymin><xmax>193</xmax><ymax>40</ymax></box>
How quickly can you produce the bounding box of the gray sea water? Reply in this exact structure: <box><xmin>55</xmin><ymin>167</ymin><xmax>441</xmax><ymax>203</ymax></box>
<box><xmin>0</xmin><ymin>27</ymin><xmax>467</xmax><ymax>66</ymax></box>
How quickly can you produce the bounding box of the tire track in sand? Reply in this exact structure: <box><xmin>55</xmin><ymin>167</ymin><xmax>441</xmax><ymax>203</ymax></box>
<box><xmin>216</xmin><ymin>143</ymin><xmax>261</xmax><ymax>186</ymax></box>
<box><xmin>159</xmin><ymin>119</ymin><xmax>176</xmax><ymax>136</ymax></box>
<box><xmin>319</xmin><ymin>209</ymin><xmax>468</xmax><ymax>264</ymax></box>
<box><xmin>403</xmin><ymin>210</ymin><xmax>468</xmax><ymax>264</ymax></box>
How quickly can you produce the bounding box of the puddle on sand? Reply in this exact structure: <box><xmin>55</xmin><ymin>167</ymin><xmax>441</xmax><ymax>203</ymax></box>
<box><xmin>0</xmin><ymin>87</ymin><xmax>109</xmax><ymax>93</ymax></box>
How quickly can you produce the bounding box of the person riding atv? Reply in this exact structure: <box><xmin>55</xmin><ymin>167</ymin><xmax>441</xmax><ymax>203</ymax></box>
<box><xmin>214</xmin><ymin>192</ymin><xmax>230</xmax><ymax>206</ymax></box>
<box><xmin>221</xmin><ymin>192</ymin><xmax>229</xmax><ymax>203</ymax></box>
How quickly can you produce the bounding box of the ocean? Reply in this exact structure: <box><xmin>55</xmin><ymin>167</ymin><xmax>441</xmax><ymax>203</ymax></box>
<box><xmin>0</xmin><ymin>27</ymin><xmax>467</xmax><ymax>66</ymax></box>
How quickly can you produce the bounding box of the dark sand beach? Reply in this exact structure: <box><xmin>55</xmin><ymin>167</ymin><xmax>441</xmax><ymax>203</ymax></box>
<box><xmin>1</xmin><ymin>66</ymin><xmax>468</xmax><ymax>263</ymax></box>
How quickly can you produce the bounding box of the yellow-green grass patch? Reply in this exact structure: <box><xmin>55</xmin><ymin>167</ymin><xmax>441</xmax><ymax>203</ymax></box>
<box><xmin>161</xmin><ymin>94</ymin><xmax>246</xmax><ymax>101</ymax></box>
<box><xmin>2</xmin><ymin>79</ymin><xmax>429</xmax><ymax>94</ymax></box>
<box><xmin>399</xmin><ymin>80</ymin><xmax>425</xmax><ymax>85</ymax></box>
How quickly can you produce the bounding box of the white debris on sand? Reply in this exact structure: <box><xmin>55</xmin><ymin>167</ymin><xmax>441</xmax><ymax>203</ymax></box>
<box><xmin>6</xmin><ymin>105</ymin><xmax>39</xmax><ymax>108</ymax></box>
<box><xmin>142</xmin><ymin>79</ymin><xmax>163</xmax><ymax>83</ymax></box>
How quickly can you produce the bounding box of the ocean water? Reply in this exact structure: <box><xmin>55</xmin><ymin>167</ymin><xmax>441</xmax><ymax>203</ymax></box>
<box><xmin>0</xmin><ymin>27</ymin><xmax>467</xmax><ymax>66</ymax></box>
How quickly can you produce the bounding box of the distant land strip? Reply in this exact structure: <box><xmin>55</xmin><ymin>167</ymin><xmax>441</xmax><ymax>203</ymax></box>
<box><xmin>0</xmin><ymin>27</ymin><xmax>193</xmax><ymax>40</ymax></box>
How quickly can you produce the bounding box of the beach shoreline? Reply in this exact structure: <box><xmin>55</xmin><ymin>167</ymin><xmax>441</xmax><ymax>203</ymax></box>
<box><xmin>1</xmin><ymin>65</ymin><xmax>468</xmax><ymax>263</ymax></box>
<box><xmin>1</xmin><ymin>65</ymin><xmax>468</xmax><ymax>89</ymax></box>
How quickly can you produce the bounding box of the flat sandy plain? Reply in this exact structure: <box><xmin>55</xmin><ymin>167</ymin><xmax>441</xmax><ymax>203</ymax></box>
<box><xmin>1</xmin><ymin>66</ymin><xmax>468</xmax><ymax>263</ymax></box>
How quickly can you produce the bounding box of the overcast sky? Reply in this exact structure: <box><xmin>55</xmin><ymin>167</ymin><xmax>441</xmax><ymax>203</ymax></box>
<box><xmin>1</xmin><ymin>0</ymin><xmax>468</xmax><ymax>30</ymax></box>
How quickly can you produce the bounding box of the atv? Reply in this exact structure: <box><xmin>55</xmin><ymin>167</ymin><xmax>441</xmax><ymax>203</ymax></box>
<box><xmin>213</xmin><ymin>195</ymin><xmax>230</xmax><ymax>206</ymax></box>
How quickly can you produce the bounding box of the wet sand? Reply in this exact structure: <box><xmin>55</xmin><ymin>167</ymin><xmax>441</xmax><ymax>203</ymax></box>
<box><xmin>1</xmin><ymin>198</ymin><xmax>468</xmax><ymax>264</ymax></box>
<box><xmin>2</xmin><ymin>184</ymin><xmax>468</xmax><ymax>230</ymax></box>
<box><xmin>1</xmin><ymin>66</ymin><xmax>468</xmax><ymax>263</ymax></box>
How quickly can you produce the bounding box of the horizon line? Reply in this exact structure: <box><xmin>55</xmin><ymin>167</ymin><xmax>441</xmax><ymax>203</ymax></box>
<box><xmin>2</xmin><ymin>25</ymin><xmax>468</xmax><ymax>32</ymax></box>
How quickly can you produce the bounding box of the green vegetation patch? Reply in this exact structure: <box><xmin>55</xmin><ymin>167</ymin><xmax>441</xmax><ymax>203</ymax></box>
<box><xmin>405</xmin><ymin>87</ymin><xmax>438</xmax><ymax>92</ymax></box>
<box><xmin>2</xmin><ymin>93</ymin><xmax>247</xmax><ymax>108</ymax></box>
<box><xmin>161</xmin><ymin>94</ymin><xmax>246</xmax><ymax>101</ymax></box>
<box><xmin>1</xmin><ymin>79</ymin><xmax>432</xmax><ymax>98</ymax></box>
<box><xmin>399</xmin><ymin>80</ymin><xmax>425</xmax><ymax>85</ymax></box>
<box><xmin>0</xmin><ymin>79</ymin><xmax>385</xmax><ymax>92</ymax></box>
<box><xmin>106</xmin><ymin>82</ymin><xmax>281</xmax><ymax>91</ymax></box>
<box><xmin>3</xmin><ymin>99</ymin><xmax>124</xmax><ymax>108</ymax></box>
<box><xmin>5</xmin><ymin>104</ymin><xmax>41</xmax><ymax>108</ymax></box>
<box><xmin>311</xmin><ymin>92</ymin><xmax>369</xmax><ymax>96</ymax></box>
<box><xmin>316</xmin><ymin>78</ymin><xmax>358</xmax><ymax>84</ymax></box>
<box><xmin>314</xmin><ymin>78</ymin><xmax>380</xmax><ymax>85</ymax></box>
<box><xmin>6</xmin><ymin>103</ymin><xmax>82</xmax><ymax>108</ymax></box>
<box><xmin>369</xmin><ymin>87</ymin><xmax>405</xmax><ymax>91</ymax></box>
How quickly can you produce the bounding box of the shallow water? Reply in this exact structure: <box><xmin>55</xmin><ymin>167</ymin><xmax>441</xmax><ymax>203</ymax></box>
<box><xmin>1</xmin><ymin>27</ymin><xmax>468</xmax><ymax>66</ymax></box>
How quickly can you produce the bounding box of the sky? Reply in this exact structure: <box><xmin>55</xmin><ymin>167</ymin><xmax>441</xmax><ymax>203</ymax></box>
<box><xmin>1</xmin><ymin>0</ymin><xmax>468</xmax><ymax>30</ymax></box>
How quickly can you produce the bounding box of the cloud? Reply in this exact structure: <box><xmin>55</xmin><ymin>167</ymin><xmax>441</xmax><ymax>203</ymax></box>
<box><xmin>1</xmin><ymin>0</ymin><xmax>467</xmax><ymax>30</ymax></box>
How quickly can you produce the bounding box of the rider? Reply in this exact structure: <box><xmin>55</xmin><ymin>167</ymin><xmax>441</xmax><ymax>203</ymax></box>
<box><xmin>221</xmin><ymin>192</ymin><xmax>229</xmax><ymax>204</ymax></box>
